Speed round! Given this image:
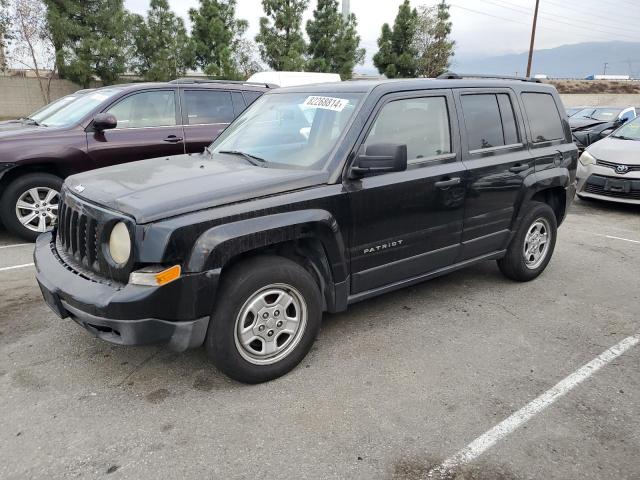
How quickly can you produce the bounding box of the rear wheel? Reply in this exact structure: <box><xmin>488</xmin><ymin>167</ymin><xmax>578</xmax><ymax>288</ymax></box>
<box><xmin>497</xmin><ymin>202</ymin><xmax>557</xmax><ymax>282</ymax></box>
<box><xmin>0</xmin><ymin>173</ymin><xmax>63</xmax><ymax>241</ymax></box>
<box><xmin>206</xmin><ymin>256</ymin><xmax>322</xmax><ymax>383</ymax></box>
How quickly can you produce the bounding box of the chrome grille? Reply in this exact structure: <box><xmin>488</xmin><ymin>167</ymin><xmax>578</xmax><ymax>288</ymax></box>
<box><xmin>596</xmin><ymin>159</ymin><xmax>640</xmax><ymax>173</ymax></box>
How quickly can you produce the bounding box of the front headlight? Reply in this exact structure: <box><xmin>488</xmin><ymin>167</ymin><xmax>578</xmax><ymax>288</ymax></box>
<box><xmin>108</xmin><ymin>221</ymin><xmax>131</xmax><ymax>265</ymax></box>
<box><xmin>579</xmin><ymin>151</ymin><xmax>596</xmax><ymax>166</ymax></box>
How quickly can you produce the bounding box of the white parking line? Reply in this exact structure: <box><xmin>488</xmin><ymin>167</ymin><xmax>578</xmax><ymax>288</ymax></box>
<box><xmin>0</xmin><ymin>263</ymin><xmax>35</xmax><ymax>272</ymax></box>
<box><xmin>604</xmin><ymin>235</ymin><xmax>640</xmax><ymax>245</ymax></box>
<box><xmin>427</xmin><ymin>334</ymin><xmax>640</xmax><ymax>479</ymax></box>
<box><xmin>0</xmin><ymin>243</ymin><xmax>32</xmax><ymax>249</ymax></box>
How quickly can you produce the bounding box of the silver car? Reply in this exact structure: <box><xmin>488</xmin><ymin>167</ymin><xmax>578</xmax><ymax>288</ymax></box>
<box><xmin>577</xmin><ymin>116</ymin><xmax>640</xmax><ymax>204</ymax></box>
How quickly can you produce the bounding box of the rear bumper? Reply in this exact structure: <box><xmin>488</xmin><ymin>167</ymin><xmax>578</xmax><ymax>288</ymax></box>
<box><xmin>34</xmin><ymin>233</ymin><xmax>219</xmax><ymax>351</ymax></box>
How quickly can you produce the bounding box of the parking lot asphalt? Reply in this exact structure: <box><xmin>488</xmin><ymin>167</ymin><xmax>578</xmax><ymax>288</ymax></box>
<box><xmin>1</xmin><ymin>198</ymin><xmax>639</xmax><ymax>480</ymax></box>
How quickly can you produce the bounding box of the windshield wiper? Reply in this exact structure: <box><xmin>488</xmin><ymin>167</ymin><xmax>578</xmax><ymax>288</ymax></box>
<box><xmin>218</xmin><ymin>150</ymin><xmax>267</xmax><ymax>167</ymax></box>
<box><xmin>611</xmin><ymin>135</ymin><xmax>634</xmax><ymax>140</ymax></box>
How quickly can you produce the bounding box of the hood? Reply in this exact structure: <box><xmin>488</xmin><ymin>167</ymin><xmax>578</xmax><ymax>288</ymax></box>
<box><xmin>66</xmin><ymin>153</ymin><xmax>330</xmax><ymax>223</ymax></box>
<box><xmin>586</xmin><ymin>137</ymin><xmax>640</xmax><ymax>166</ymax></box>
<box><xmin>569</xmin><ymin>117</ymin><xmax>609</xmax><ymax>131</ymax></box>
<box><xmin>0</xmin><ymin>123</ymin><xmax>59</xmax><ymax>138</ymax></box>
<box><xmin>0</xmin><ymin>120</ymin><xmax>28</xmax><ymax>132</ymax></box>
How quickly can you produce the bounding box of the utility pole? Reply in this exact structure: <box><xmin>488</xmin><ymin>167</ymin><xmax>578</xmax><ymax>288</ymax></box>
<box><xmin>603</xmin><ymin>62</ymin><xmax>608</xmax><ymax>75</ymax></box>
<box><xmin>526</xmin><ymin>0</ymin><xmax>540</xmax><ymax>77</ymax></box>
<box><xmin>342</xmin><ymin>0</ymin><xmax>350</xmax><ymax>19</ymax></box>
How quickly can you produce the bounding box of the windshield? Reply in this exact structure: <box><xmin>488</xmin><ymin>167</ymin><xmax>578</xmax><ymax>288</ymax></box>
<box><xmin>30</xmin><ymin>94</ymin><xmax>81</xmax><ymax>123</ymax></box>
<box><xmin>611</xmin><ymin>116</ymin><xmax>640</xmax><ymax>140</ymax></box>
<box><xmin>41</xmin><ymin>89</ymin><xmax>122</xmax><ymax>127</ymax></box>
<box><xmin>573</xmin><ymin>107</ymin><xmax>621</xmax><ymax>122</ymax></box>
<box><xmin>210</xmin><ymin>92</ymin><xmax>364</xmax><ymax>169</ymax></box>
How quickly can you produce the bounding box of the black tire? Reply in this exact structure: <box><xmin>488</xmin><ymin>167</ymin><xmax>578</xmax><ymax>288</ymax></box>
<box><xmin>0</xmin><ymin>173</ymin><xmax>63</xmax><ymax>241</ymax></box>
<box><xmin>497</xmin><ymin>201</ymin><xmax>558</xmax><ymax>282</ymax></box>
<box><xmin>206</xmin><ymin>255</ymin><xmax>322</xmax><ymax>384</ymax></box>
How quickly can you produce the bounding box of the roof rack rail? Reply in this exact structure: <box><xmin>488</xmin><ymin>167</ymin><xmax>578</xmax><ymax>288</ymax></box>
<box><xmin>169</xmin><ymin>78</ymin><xmax>278</xmax><ymax>88</ymax></box>
<box><xmin>437</xmin><ymin>72</ymin><xmax>542</xmax><ymax>83</ymax></box>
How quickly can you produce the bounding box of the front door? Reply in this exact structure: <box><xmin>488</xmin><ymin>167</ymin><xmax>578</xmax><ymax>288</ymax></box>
<box><xmin>86</xmin><ymin>89</ymin><xmax>184</xmax><ymax>168</ymax></box>
<box><xmin>455</xmin><ymin>89</ymin><xmax>532</xmax><ymax>260</ymax></box>
<box><xmin>346</xmin><ymin>90</ymin><xmax>467</xmax><ymax>295</ymax></box>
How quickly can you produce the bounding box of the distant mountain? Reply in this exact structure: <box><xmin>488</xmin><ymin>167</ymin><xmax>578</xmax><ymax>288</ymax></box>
<box><xmin>452</xmin><ymin>42</ymin><xmax>640</xmax><ymax>79</ymax></box>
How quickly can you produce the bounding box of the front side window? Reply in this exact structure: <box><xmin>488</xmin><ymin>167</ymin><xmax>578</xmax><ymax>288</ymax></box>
<box><xmin>521</xmin><ymin>92</ymin><xmax>565</xmax><ymax>143</ymax></box>
<box><xmin>620</xmin><ymin>110</ymin><xmax>635</xmax><ymax>123</ymax></box>
<box><xmin>184</xmin><ymin>90</ymin><xmax>234</xmax><ymax>125</ymax></box>
<box><xmin>363</xmin><ymin>96</ymin><xmax>451</xmax><ymax>162</ymax></box>
<box><xmin>210</xmin><ymin>92</ymin><xmax>363</xmax><ymax>170</ymax></box>
<box><xmin>106</xmin><ymin>90</ymin><xmax>176</xmax><ymax>129</ymax></box>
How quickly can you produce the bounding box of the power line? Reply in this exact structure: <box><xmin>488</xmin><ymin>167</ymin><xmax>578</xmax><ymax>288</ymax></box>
<box><xmin>501</xmin><ymin>0</ymin><xmax>640</xmax><ymax>34</ymax></box>
<box><xmin>475</xmin><ymin>0</ymin><xmax>640</xmax><ymax>40</ymax></box>
<box><xmin>450</xmin><ymin>4</ymin><xmax>639</xmax><ymax>44</ymax></box>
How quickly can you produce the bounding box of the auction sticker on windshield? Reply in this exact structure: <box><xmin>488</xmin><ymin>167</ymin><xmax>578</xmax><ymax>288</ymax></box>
<box><xmin>303</xmin><ymin>96</ymin><xmax>349</xmax><ymax>112</ymax></box>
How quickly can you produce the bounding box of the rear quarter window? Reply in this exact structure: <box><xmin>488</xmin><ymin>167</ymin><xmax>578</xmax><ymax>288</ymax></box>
<box><xmin>521</xmin><ymin>92</ymin><xmax>565</xmax><ymax>143</ymax></box>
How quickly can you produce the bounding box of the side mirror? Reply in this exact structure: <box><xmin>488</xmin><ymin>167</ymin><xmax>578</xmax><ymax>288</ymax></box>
<box><xmin>615</xmin><ymin>117</ymin><xmax>629</xmax><ymax>126</ymax></box>
<box><xmin>350</xmin><ymin>143</ymin><xmax>407</xmax><ymax>178</ymax></box>
<box><xmin>92</xmin><ymin>113</ymin><xmax>117</xmax><ymax>132</ymax></box>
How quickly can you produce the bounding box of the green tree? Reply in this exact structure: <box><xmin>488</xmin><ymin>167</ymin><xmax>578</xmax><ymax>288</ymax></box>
<box><xmin>189</xmin><ymin>0</ymin><xmax>247</xmax><ymax>79</ymax></box>
<box><xmin>414</xmin><ymin>1</ymin><xmax>454</xmax><ymax>77</ymax></box>
<box><xmin>373</xmin><ymin>0</ymin><xmax>418</xmax><ymax>78</ymax></box>
<box><xmin>255</xmin><ymin>0</ymin><xmax>307</xmax><ymax>71</ymax></box>
<box><xmin>306</xmin><ymin>0</ymin><xmax>364</xmax><ymax>79</ymax></box>
<box><xmin>131</xmin><ymin>0</ymin><xmax>194</xmax><ymax>81</ymax></box>
<box><xmin>43</xmin><ymin>0</ymin><xmax>130</xmax><ymax>86</ymax></box>
<box><xmin>0</xmin><ymin>0</ymin><xmax>10</xmax><ymax>69</ymax></box>
<box><xmin>234</xmin><ymin>37</ymin><xmax>263</xmax><ymax>79</ymax></box>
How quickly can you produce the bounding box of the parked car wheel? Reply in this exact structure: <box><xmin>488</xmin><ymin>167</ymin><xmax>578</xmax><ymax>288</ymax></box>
<box><xmin>0</xmin><ymin>173</ymin><xmax>63</xmax><ymax>241</ymax></box>
<box><xmin>206</xmin><ymin>255</ymin><xmax>322</xmax><ymax>384</ymax></box>
<box><xmin>497</xmin><ymin>202</ymin><xmax>558</xmax><ymax>282</ymax></box>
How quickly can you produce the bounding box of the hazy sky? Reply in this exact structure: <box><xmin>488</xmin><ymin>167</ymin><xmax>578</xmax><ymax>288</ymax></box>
<box><xmin>124</xmin><ymin>0</ymin><xmax>640</xmax><ymax>72</ymax></box>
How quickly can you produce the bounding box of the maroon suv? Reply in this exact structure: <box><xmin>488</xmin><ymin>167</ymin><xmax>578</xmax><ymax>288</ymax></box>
<box><xmin>0</xmin><ymin>79</ymin><xmax>271</xmax><ymax>240</ymax></box>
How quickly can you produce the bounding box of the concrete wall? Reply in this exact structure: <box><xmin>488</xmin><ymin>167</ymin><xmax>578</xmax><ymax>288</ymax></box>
<box><xmin>560</xmin><ymin>94</ymin><xmax>640</xmax><ymax>107</ymax></box>
<box><xmin>0</xmin><ymin>77</ymin><xmax>82</xmax><ymax>118</ymax></box>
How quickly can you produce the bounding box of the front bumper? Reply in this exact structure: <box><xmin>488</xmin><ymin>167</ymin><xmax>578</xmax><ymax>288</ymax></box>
<box><xmin>34</xmin><ymin>233</ymin><xmax>219</xmax><ymax>351</ymax></box>
<box><xmin>576</xmin><ymin>163</ymin><xmax>640</xmax><ymax>205</ymax></box>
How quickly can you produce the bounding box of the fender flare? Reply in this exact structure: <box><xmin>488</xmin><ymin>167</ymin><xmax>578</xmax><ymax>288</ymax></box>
<box><xmin>513</xmin><ymin>167</ymin><xmax>571</xmax><ymax>227</ymax></box>
<box><xmin>185</xmin><ymin>209</ymin><xmax>349</xmax><ymax>284</ymax></box>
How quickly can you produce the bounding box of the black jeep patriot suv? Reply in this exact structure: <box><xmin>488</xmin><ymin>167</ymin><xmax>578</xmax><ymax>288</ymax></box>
<box><xmin>35</xmin><ymin>74</ymin><xmax>578</xmax><ymax>383</ymax></box>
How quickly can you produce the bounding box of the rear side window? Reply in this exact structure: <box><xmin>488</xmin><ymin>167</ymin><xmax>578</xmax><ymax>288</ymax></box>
<box><xmin>183</xmin><ymin>90</ymin><xmax>234</xmax><ymax>125</ymax></box>
<box><xmin>461</xmin><ymin>93</ymin><xmax>520</xmax><ymax>150</ymax></box>
<box><xmin>521</xmin><ymin>92</ymin><xmax>565</xmax><ymax>143</ymax></box>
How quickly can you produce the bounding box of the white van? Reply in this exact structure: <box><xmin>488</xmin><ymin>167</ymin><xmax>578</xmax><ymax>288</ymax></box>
<box><xmin>247</xmin><ymin>71</ymin><xmax>342</xmax><ymax>87</ymax></box>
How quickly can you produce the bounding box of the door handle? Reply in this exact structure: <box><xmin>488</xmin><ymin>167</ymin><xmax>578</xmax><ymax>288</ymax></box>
<box><xmin>163</xmin><ymin>135</ymin><xmax>183</xmax><ymax>143</ymax></box>
<box><xmin>434</xmin><ymin>177</ymin><xmax>461</xmax><ymax>189</ymax></box>
<box><xmin>509</xmin><ymin>163</ymin><xmax>529</xmax><ymax>173</ymax></box>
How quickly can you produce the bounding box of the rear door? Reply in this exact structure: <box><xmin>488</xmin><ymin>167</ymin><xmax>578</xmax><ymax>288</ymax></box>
<box><xmin>180</xmin><ymin>88</ymin><xmax>236</xmax><ymax>153</ymax></box>
<box><xmin>347</xmin><ymin>90</ymin><xmax>467</xmax><ymax>295</ymax></box>
<box><xmin>455</xmin><ymin>89</ymin><xmax>533</xmax><ymax>260</ymax></box>
<box><xmin>86</xmin><ymin>89</ymin><xmax>184</xmax><ymax>168</ymax></box>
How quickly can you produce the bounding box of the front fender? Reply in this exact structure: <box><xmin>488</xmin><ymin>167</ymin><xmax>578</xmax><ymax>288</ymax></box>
<box><xmin>185</xmin><ymin>209</ymin><xmax>348</xmax><ymax>283</ymax></box>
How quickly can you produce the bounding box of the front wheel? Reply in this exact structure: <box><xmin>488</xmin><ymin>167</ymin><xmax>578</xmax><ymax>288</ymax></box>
<box><xmin>206</xmin><ymin>256</ymin><xmax>322</xmax><ymax>383</ymax></box>
<box><xmin>0</xmin><ymin>173</ymin><xmax>63</xmax><ymax>241</ymax></box>
<box><xmin>497</xmin><ymin>202</ymin><xmax>558</xmax><ymax>282</ymax></box>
